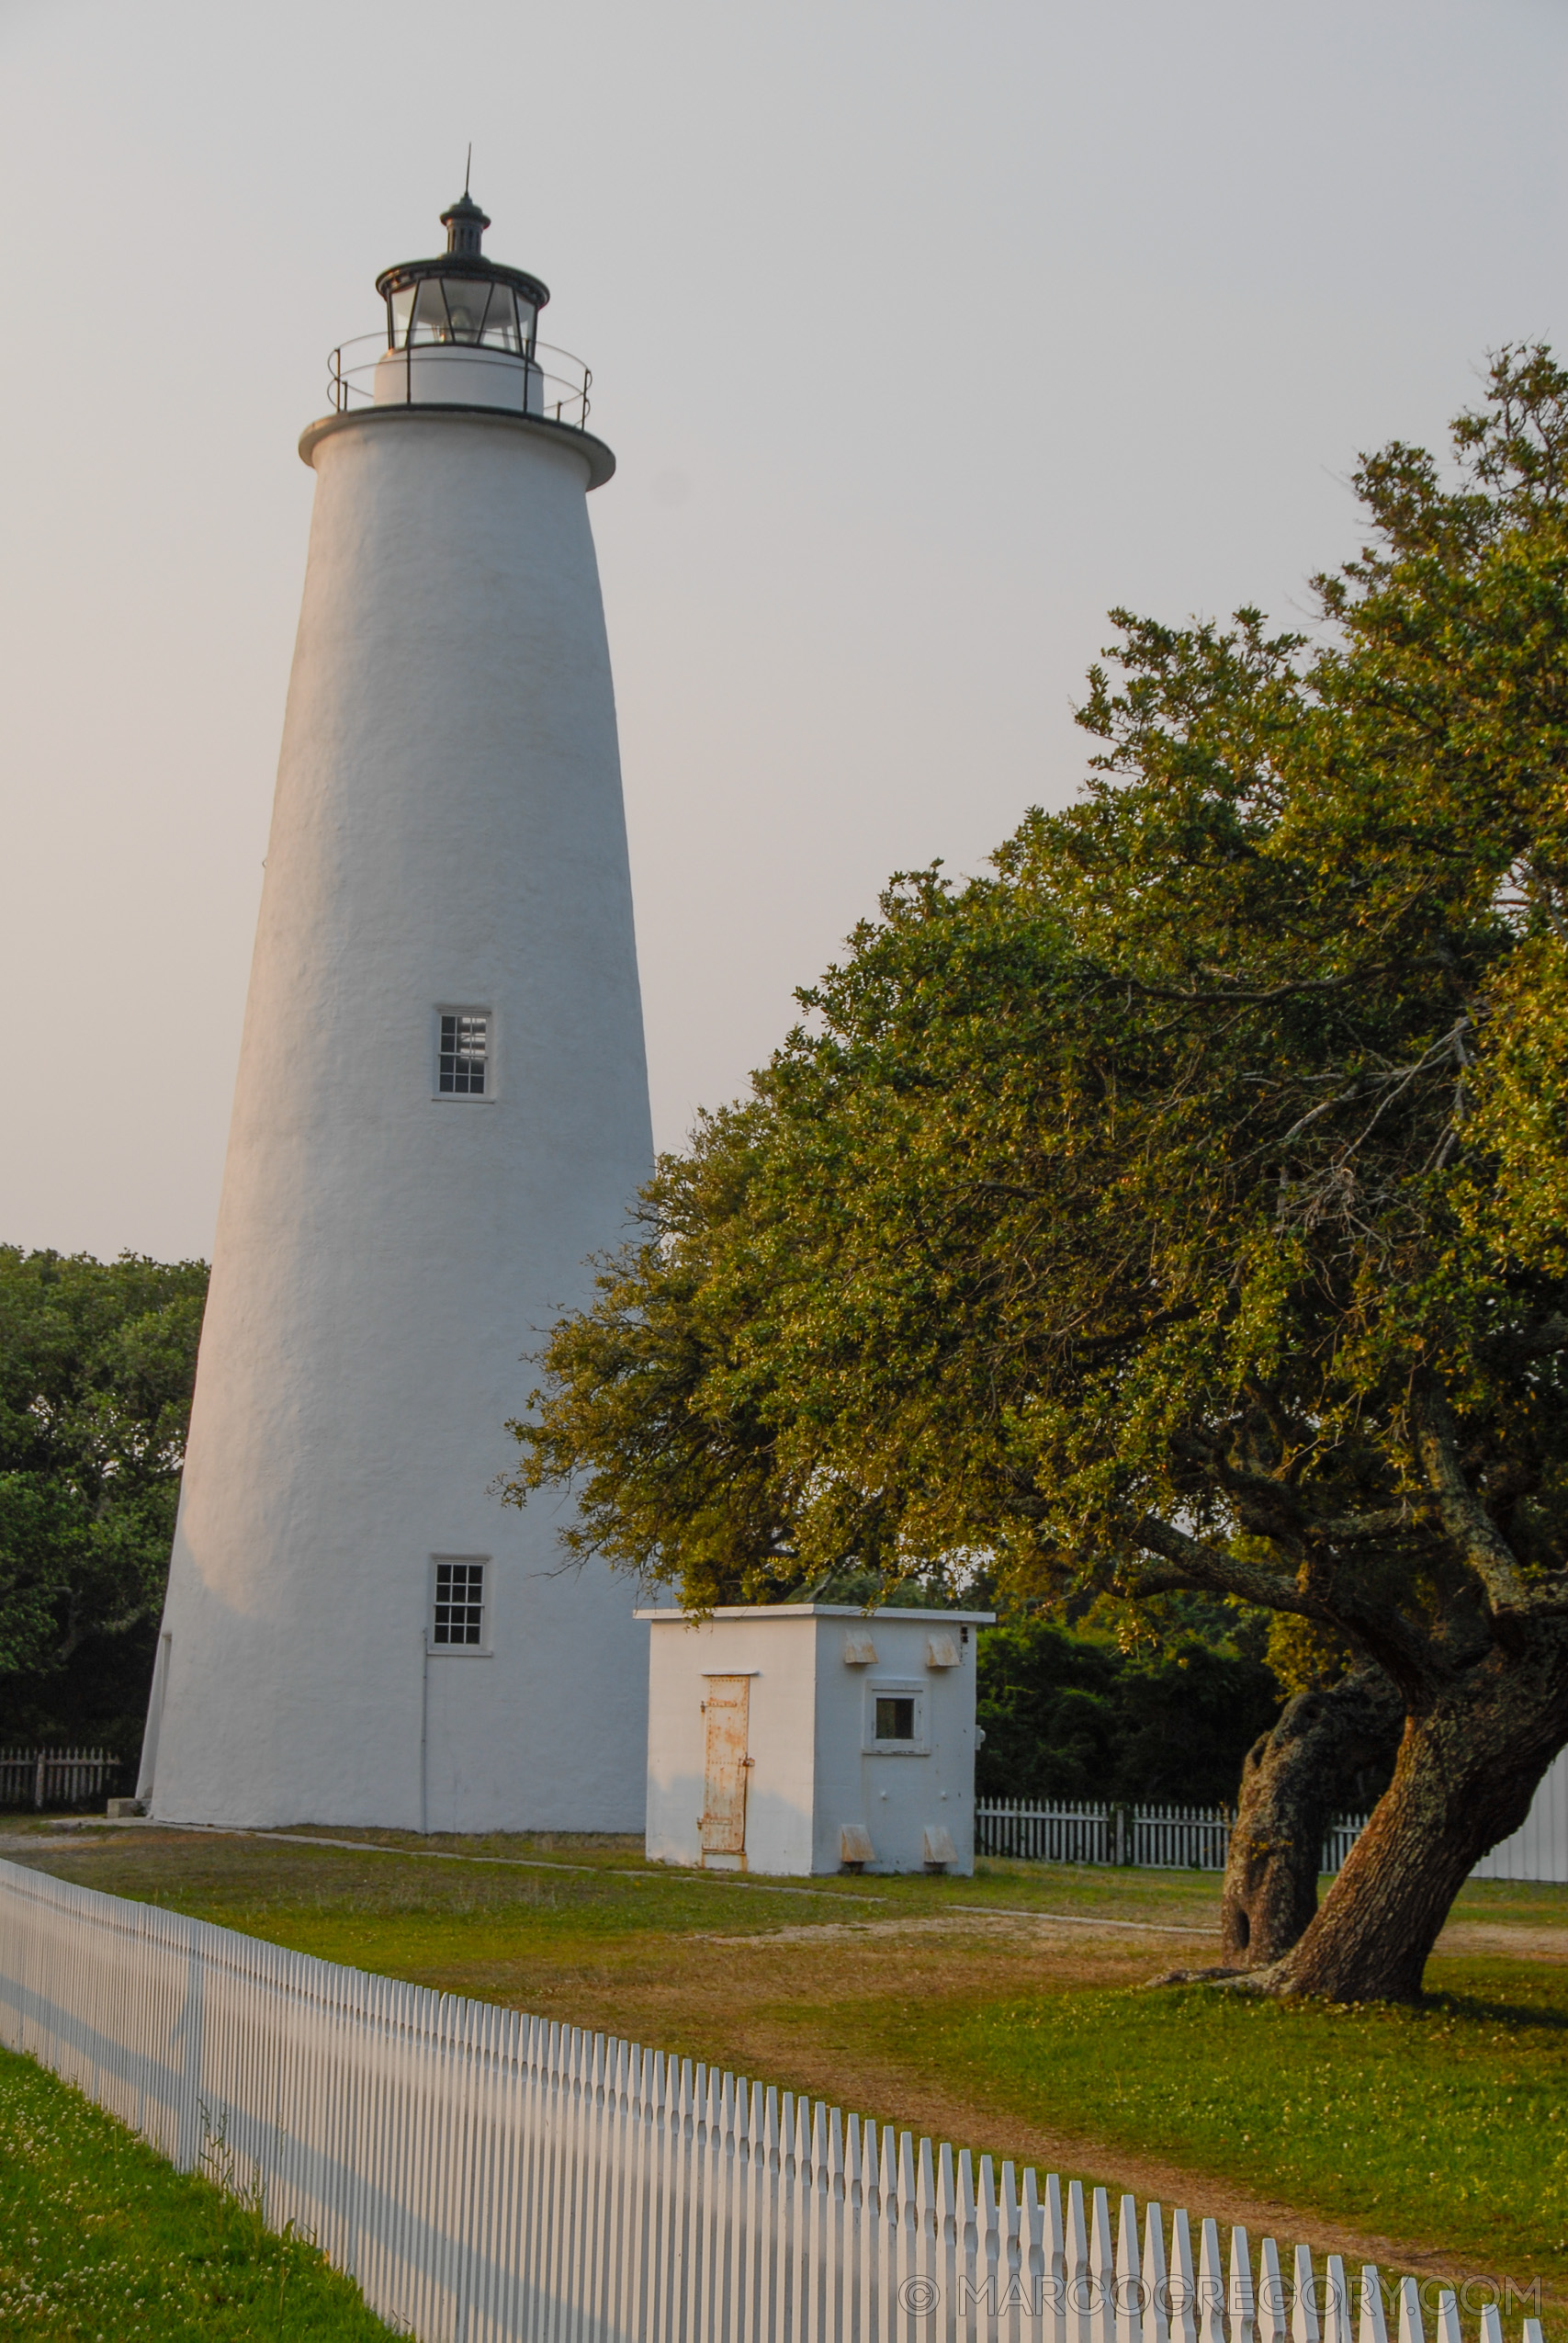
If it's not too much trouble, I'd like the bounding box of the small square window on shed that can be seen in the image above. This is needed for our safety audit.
[438,1012,489,1095]
[866,1677,928,1754]
[431,1558,486,1646]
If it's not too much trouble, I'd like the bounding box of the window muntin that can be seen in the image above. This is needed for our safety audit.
[442,277,493,342]
[438,1012,489,1096]
[431,1558,486,1647]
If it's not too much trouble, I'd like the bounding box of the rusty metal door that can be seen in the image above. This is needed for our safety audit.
[700,1675,750,1858]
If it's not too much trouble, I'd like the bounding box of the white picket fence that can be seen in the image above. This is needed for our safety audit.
[975,1795,1564,1883]
[0,1857,1542,2343]
[976,1802,1370,1875]
[0,1745,120,1812]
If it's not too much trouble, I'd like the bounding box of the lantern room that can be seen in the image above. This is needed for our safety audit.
[352,187,581,422]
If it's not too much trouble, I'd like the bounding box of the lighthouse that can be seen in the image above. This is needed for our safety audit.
[138,191,653,1832]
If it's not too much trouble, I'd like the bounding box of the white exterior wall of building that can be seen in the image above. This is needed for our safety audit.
[643,1606,992,1876]
[142,401,652,1831]
[1472,1744,1568,1884]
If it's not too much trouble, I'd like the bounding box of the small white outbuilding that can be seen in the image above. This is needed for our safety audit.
[641,1603,994,1876]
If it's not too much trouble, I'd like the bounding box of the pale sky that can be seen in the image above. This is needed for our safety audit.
[3,0,1566,1262]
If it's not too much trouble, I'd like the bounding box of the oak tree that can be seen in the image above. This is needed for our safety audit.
[505,352,1568,2000]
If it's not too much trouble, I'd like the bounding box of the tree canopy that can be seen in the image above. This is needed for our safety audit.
[504,350,1568,1998]
[0,1247,208,1755]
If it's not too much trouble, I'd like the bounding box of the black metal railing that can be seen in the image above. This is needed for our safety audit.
[326,333,592,429]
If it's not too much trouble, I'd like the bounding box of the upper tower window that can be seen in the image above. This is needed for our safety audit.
[438,1013,489,1096]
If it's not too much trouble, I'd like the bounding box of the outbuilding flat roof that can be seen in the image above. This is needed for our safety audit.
[636,1602,996,1624]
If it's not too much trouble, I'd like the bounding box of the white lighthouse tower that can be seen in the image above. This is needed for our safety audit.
[138,190,652,1832]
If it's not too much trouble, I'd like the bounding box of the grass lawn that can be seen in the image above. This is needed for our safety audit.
[0,2040,399,2340]
[5,1823,1563,2334]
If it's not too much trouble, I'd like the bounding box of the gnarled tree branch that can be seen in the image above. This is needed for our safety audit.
[1126,1512,1448,1692]
[1127,1515,1327,1615]
[1412,1377,1536,1613]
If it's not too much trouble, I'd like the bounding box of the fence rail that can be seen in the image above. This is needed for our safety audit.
[976,1799,1371,1874]
[0,1856,1540,2343]
[0,1747,119,1812]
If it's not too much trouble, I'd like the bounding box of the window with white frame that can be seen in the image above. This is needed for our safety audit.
[437,1012,489,1096]
[865,1680,928,1752]
[430,1557,487,1647]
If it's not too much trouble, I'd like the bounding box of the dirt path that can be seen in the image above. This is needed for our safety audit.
[697,1910,1211,1949]
[1433,1919,1568,1964]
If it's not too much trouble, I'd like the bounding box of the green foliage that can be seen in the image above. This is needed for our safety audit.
[0,1247,207,1758]
[0,2043,398,2337]
[1264,1611,1357,1698]
[976,1619,1282,1805]
[502,348,1568,1747]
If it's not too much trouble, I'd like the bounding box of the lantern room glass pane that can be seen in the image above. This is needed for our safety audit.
[479,290,523,352]
[411,277,449,344]
[442,277,493,343]
[389,284,416,347]
[514,298,536,354]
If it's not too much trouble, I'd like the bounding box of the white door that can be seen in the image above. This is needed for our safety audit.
[700,1677,750,1859]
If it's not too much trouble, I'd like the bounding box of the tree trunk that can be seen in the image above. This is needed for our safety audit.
[1251,1628,1568,2002]
[1220,1665,1403,1967]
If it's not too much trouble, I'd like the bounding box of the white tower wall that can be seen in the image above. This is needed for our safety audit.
[142,398,652,1830]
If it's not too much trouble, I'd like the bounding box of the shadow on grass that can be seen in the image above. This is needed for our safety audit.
[1416,1985,1568,2030]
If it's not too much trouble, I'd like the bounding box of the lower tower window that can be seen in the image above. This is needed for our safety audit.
[431,1558,487,1647]
[437,1012,489,1095]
